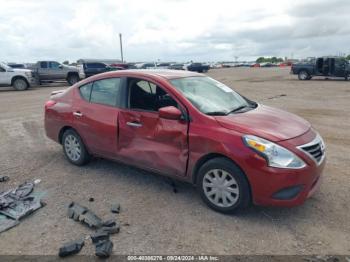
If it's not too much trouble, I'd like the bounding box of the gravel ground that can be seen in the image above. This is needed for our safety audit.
[0,67,349,255]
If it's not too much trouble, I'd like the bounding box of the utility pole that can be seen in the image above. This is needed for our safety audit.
[119,33,124,62]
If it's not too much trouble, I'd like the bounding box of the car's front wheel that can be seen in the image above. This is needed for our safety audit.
[62,129,90,166]
[298,70,310,80]
[67,74,79,85]
[13,77,29,91]
[197,158,251,213]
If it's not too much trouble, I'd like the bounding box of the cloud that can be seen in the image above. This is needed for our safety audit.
[0,0,349,62]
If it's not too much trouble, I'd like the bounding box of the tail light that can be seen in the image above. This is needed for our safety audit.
[45,100,57,109]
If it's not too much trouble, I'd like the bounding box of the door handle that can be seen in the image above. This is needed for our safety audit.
[126,121,142,127]
[73,111,83,117]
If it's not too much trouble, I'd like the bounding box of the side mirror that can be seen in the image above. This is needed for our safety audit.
[159,106,182,120]
[58,65,63,69]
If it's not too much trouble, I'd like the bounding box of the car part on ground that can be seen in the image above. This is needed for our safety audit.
[95,239,113,258]
[58,239,85,257]
[67,202,103,228]
[0,181,45,233]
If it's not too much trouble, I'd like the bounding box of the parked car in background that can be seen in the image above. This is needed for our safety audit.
[0,62,36,90]
[7,63,26,69]
[31,61,85,85]
[169,63,184,70]
[291,56,350,80]
[44,70,325,213]
[183,62,210,73]
[77,62,120,78]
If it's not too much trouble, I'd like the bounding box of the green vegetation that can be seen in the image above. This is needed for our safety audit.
[256,57,284,63]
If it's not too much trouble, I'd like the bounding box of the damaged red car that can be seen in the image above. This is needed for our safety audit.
[45,70,326,213]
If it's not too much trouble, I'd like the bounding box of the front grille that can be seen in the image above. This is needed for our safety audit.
[298,135,325,164]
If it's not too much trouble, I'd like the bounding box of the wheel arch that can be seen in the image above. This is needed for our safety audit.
[11,75,29,86]
[58,126,74,144]
[192,153,248,185]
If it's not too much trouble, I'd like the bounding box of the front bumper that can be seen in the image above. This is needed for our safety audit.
[243,129,326,207]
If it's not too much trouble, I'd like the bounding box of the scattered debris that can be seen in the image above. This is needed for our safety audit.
[101,219,120,234]
[64,202,120,258]
[67,202,103,228]
[0,176,9,183]
[33,179,41,185]
[110,203,120,214]
[95,239,113,258]
[91,230,109,243]
[266,94,287,100]
[0,181,44,234]
[58,238,85,257]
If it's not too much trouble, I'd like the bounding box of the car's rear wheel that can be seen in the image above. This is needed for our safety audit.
[62,129,90,166]
[197,158,250,213]
[298,70,310,80]
[13,78,29,91]
[67,74,79,85]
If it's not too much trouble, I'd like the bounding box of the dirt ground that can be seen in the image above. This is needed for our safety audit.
[0,67,349,256]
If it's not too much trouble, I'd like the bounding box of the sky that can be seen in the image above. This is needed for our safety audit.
[1,0,350,63]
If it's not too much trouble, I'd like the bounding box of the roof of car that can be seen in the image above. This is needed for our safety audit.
[116,69,203,79]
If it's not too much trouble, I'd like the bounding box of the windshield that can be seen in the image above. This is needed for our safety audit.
[170,76,252,115]
[0,62,11,71]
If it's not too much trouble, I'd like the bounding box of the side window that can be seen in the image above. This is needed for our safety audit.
[40,62,48,68]
[128,78,177,111]
[79,83,93,101]
[90,78,121,106]
[50,62,60,69]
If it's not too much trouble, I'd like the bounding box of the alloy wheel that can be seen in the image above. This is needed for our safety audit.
[64,134,81,161]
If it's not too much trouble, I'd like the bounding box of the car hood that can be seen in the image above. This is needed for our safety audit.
[215,104,311,142]
[13,68,32,73]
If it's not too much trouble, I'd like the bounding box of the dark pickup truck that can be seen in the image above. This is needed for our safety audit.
[291,57,350,80]
[184,62,210,73]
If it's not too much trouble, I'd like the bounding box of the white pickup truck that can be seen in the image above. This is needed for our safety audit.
[0,62,36,90]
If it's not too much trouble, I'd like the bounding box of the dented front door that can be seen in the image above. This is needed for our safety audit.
[118,109,188,177]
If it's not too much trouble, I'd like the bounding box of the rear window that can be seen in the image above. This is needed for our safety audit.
[90,78,121,106]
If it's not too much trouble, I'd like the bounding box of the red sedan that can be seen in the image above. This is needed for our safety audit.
[45,70,326,213]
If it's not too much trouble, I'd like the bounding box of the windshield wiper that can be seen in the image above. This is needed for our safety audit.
[205,111,228,116]
[226,105,248,114]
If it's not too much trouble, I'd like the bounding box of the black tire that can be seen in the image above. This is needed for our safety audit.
[298,70,310,80]
[67,74,79,85]
[12,77,29,91]
[345,73,350,81]
[197,157,251,214]
[62,129,90,166]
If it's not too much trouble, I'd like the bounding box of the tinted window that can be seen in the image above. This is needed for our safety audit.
[86,63,106,69]
[79,83,93,101]
[90,78,121,106]
[40,62,48,68]
[129,78,177,111]
[49,62,60,69]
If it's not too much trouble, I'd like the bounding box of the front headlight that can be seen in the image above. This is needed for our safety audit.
[243,135,306,169]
